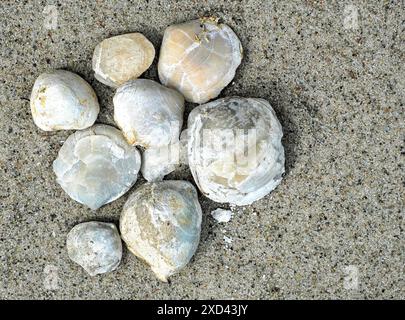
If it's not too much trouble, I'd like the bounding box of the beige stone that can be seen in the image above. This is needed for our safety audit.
[158,18,243,103]
[92,33,155,87]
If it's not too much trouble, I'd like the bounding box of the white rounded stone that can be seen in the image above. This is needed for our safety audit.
[187,97,285,205]
[113,79,184,148]
[120,180,202,282]
[141,143,180,182]
[211,208,233,223]
[67,221,122,276]
[30,69,99,131]
[140,129,189,182]
[53,124,141,210]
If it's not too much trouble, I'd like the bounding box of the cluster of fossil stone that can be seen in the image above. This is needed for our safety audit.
[30,18,284,281]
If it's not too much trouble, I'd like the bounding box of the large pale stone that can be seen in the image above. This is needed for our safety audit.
[187,97,285,205]
[53,124,141,210]
[120,181,202,282]
[92,33,155,88]
[158,18,243,103]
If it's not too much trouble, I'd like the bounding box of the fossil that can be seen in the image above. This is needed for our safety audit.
[120,180,202,282]
[92,33,155,87]
[140,129,189,182]
[113,79,184,148]
[67,221,122,276]
[187,97,285,205]
[158,17,243,103]
[53,124,141,210]
[30,69,99,131]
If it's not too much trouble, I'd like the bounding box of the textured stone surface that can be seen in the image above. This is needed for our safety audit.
[187,97,285,205]
[92,33,155,87]
[114,79,184,148]
[141,143,180,182]
[66,221,122,276]
[31,69,99,131]
[0,1,403,299]
[53,124,141,210]
[158,18,243,103]
[120,181,202,282]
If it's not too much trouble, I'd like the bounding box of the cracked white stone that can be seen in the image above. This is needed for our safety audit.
[141,143,180,182]
[67,222,122,276]
[187,97,285,205]
[120,180,202,282]
[53,124,141,210]
[141,129,189,182]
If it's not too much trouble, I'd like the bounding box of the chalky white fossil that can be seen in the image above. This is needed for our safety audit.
[113,79,184,148]
[187,97,285,205]
[30,69,99,131]
[92,33,155,87]
[120,180,202,282]
[158,17,243,103]
[67,221,122,276]
[53,124,141,210]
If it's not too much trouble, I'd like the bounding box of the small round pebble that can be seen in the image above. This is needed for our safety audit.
[66,222,122,276]
[211,208,233,223]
